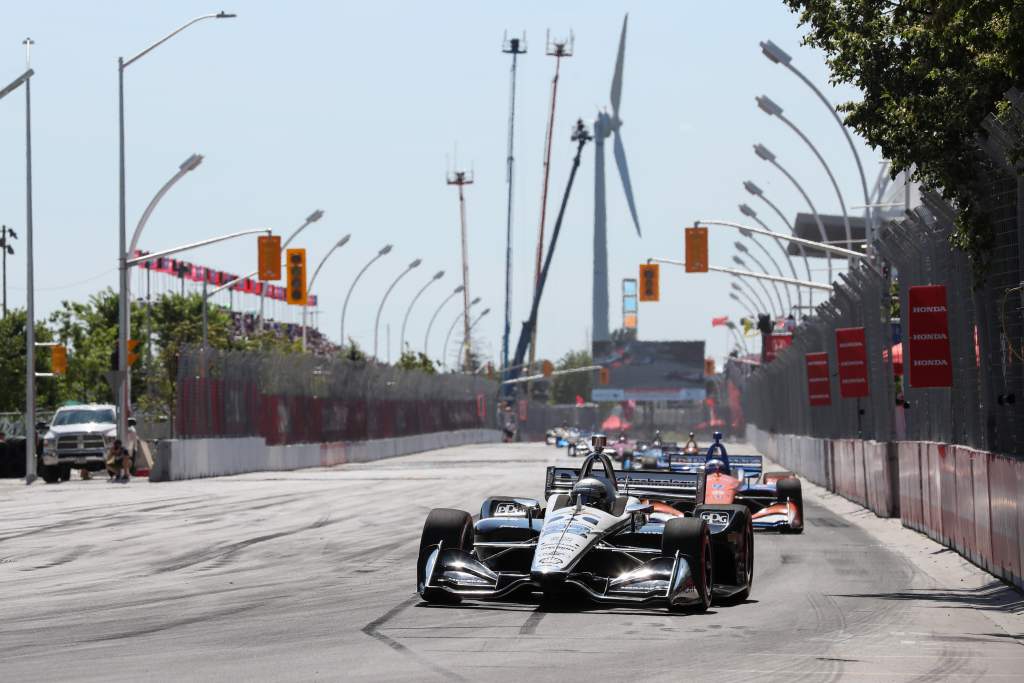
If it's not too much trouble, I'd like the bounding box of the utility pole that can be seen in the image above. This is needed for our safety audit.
[447,169,474,371]
[501,31,526,386]
[0,225,16,318]
[528,31,573,387]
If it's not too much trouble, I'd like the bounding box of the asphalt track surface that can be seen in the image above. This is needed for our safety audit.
[2,442,1023,682]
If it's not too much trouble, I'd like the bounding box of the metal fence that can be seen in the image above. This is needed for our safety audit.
[743,95,1024,457]
[176,348,499,445]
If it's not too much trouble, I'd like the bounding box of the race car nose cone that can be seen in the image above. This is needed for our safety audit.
[531,569,569,587]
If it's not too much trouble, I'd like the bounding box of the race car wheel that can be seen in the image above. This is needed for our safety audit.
[417,508,474,604]
[776,478,804,534]
[663,517,712,613]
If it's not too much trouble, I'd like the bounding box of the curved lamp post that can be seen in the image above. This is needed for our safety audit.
[341,244,391,348]
[732,264,774,317]
[734,249,785,316]
[400,269,444,356]
[454,307,491,372]
[424,285,464,358]
[729,288,758,317]
[731,278,770,319]
[756,95,852,249]
[442,297,481,371]
[760,39,871,241]
[739,203,807,311]
[374,258,421,360]
[753,143,833,284]
[743,180,814,285]
[302,234,351,351]
[117,11,236,443]
[735,240,790,314]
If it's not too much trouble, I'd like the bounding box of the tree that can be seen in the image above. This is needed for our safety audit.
[784,0,1024,271]
[0,309,60,412]
[395,350,438,374]
[551,349,593,405]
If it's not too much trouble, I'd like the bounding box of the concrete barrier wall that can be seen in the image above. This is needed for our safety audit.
[151,429,502,481]
[750,425,1024,591]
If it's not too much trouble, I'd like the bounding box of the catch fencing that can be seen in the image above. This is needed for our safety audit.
[743,93,1024,457]
[176,348,498,445]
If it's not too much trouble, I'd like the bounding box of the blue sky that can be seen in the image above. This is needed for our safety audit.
[0,1,877,366]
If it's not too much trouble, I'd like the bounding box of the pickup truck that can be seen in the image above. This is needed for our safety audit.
[39,404,119,483]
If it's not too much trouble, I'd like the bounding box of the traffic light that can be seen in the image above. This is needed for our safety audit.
[541,360,554,378]
[638,264,660,301]
[685,226,708,272]
[127,339,140,367]
[599,367,610,385]
[286,248,307,305]
[51,344,67,375]
[258,235,282,281]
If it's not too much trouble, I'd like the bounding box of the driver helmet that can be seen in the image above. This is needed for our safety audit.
[571,477,612,512]
[705,458,728,475]
[684,432,700,455]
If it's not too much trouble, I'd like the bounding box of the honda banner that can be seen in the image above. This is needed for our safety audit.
[835,327,869,398]
[805,352,831,406]
[764,333,793,362]
[907,285,953,388]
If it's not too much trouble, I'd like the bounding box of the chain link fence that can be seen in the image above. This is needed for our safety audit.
[743,95,1023,456]
[176,348,498,445]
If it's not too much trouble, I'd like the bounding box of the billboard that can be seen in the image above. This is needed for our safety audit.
[592,339,706,402]
[835,327,870,398]
[907,285,953,388]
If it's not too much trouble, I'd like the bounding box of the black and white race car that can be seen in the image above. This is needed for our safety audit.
[416,442,753,612]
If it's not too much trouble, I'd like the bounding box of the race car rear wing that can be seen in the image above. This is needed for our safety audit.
[666,454,764,480]
[545,466,707,505]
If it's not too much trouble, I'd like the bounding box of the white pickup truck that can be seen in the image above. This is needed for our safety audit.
[39,404,121,483]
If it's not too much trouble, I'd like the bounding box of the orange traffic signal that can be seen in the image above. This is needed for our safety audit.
[685,226,708,272]
[51,344,67,375]
[127,339,141,367]
[542,360,554,378]
[286,249,307,305]
[599,367,610,385]
[258,235,282,281]
[639,264,660,302]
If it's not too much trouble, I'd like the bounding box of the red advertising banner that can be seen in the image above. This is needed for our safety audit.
[835,327,870,398]
[907,285,953,388]
[805,352,831,406]
[764,333,793,362]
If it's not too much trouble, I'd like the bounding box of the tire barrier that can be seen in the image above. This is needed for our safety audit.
[150,429,502,481]
[752,425,1024,591]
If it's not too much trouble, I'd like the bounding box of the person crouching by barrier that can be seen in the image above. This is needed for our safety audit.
[105,440,132,483]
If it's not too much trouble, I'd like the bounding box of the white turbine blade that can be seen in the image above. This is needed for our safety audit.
[610,14,628,118]
[613,130,641,237]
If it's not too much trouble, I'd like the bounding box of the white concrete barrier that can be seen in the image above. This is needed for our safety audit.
[151,429,502,481]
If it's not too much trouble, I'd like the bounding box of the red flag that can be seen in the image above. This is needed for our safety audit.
[711,316,730,327]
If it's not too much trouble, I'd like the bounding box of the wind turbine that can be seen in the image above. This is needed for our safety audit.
[592,13,641,344]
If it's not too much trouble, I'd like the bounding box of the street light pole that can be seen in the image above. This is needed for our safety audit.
[735,241,790,314]
[733,255,782,318]
[760,39,872,242]
[442,297,482,371]
[739,203,807,311]
[756,95,852,250]
[460,307,491,370]
[302,234,351,351]
[400,270,444,356]
[732,278,769,316]
[424,285,464,359]
[116,11,236,444]
[753,143,834,284]
[340,244,392,349]
[374,258,421,360]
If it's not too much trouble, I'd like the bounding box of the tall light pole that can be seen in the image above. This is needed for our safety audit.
[302,234,351,351]
[374,258,421,360]
[739,203,806,312]
[400,269,444,356]
[731,276,770,317]
[760,39,872,242]
[729,290,757,317]
[460,307,491,370]
[442,297,481,371]
[756,95,852,249]
[424,285,463,359]
[735,241,790,314]
[753,143,833,284]
[501,32,526,377]
[117,11,235,443]
[743,181,814,284]
[341,244,392,349]
[733,254,783,317]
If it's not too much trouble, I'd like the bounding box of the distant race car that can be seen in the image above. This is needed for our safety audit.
[631,432,804,533]
[417,442,754,612]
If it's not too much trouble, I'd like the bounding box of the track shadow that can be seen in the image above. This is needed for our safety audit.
[831,580,1024,615]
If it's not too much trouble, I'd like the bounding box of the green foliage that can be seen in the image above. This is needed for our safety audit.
[395,350,438,374]
[610,327,637,345]
[0,309,60,412]
[784,0,1024,275]
[551,349,593,405]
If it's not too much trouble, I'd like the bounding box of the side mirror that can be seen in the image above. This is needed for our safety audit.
[35,422,48,432]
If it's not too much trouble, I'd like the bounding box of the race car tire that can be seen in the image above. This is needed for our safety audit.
[696,504,753,604]
[417,508,475,604]
[662,517,712,613]
[776,478,804,534]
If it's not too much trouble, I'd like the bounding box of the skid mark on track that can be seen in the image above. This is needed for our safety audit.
[518,609,546,635]
[362,595,466,681]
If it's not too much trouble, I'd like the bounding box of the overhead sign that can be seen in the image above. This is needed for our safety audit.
[805,352,831,406]
[258,235,282,281]
[835,327,869,398]
[685,226,708,272]
[285,248,307,305]
[638,264,659,301]
[907,285,953,388]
